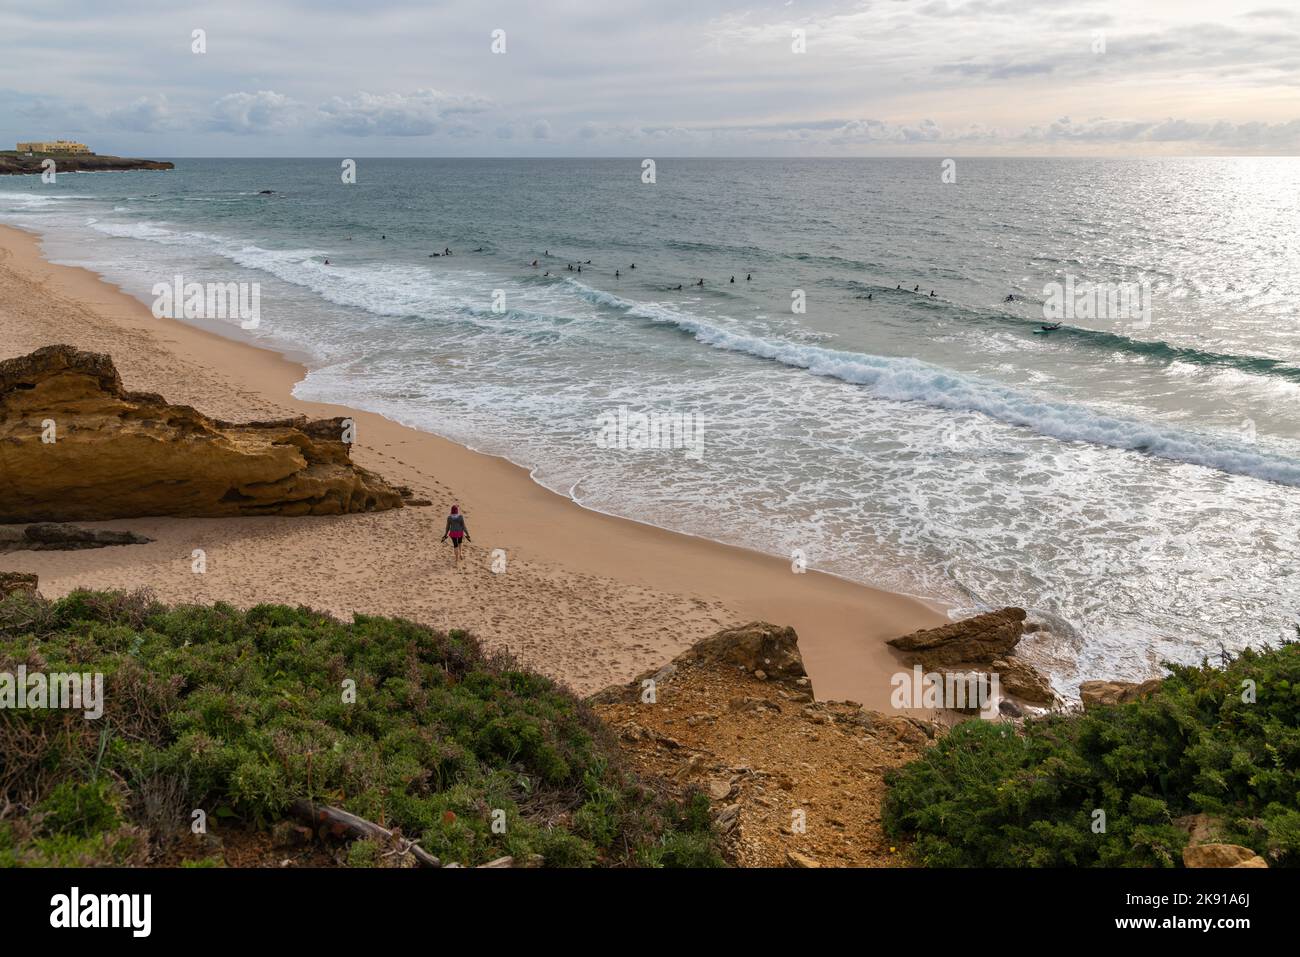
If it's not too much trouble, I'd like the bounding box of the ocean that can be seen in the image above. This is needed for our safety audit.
[3,156,1298,692]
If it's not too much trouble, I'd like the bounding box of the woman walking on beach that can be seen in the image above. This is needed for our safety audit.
[441,504,471,565]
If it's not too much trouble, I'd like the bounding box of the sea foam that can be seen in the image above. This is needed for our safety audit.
[564,279,1300,487]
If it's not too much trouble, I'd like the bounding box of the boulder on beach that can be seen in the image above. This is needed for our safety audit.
[887,607,1027,668]
[886,607,1057,707]
[0,523,152,552]
[0,344,412,521]
[991,656,1055,705]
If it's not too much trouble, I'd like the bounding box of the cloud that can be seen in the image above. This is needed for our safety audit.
[1023,114,1300,148]
[1241,7,1300,20]
[937,60,1059,80]
[315,89,491,136]
[207,90,302,135]
[106,95,177,133]
[2,2,1299,156]
[829,118,946,143]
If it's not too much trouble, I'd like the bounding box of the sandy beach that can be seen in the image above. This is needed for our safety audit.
[0,222,945,706]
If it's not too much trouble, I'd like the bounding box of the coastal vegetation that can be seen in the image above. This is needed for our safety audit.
[883,633,1300,867]
[0,588,721,868]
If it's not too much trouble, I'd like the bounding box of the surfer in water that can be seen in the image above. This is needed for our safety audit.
[1004,294,1015,302]
[1039,321,1063,332]
[441,505,471,565]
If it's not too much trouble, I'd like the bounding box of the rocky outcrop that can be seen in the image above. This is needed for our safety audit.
[591,621,807,706]
[887,607,1058,708]
[888,608,1027,668]
[0,345,414,521]
[0,523,151,552]
[1183,843,1268,869]
[0,572,39,597]
[1079,678,1163,709]
[679,622,807,684]
[591,622,940,867]
[991,657,1055,705]
[0,153,173,175]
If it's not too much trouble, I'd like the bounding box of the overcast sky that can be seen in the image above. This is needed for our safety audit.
[2,0,1298,156]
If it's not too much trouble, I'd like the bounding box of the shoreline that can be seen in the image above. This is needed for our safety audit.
[0,221,948,707]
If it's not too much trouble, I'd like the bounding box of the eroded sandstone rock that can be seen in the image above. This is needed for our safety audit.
[0,523,152,552]
[991,656,1055,705]
[887,607,1058,708]
[0,345,411,521]
[1183,843,1267,869]
[887,607,1027,668]
[685,622,807,684]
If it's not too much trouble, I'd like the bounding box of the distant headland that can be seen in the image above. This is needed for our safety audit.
[1,141,173,175]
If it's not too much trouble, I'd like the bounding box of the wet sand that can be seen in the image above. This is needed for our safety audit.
[0,222,945,704]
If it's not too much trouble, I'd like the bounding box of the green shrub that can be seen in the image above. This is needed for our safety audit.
[37,780,123,838]
[347,838,380,868]
[884,636,1300,867]
[0,589,722,868]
